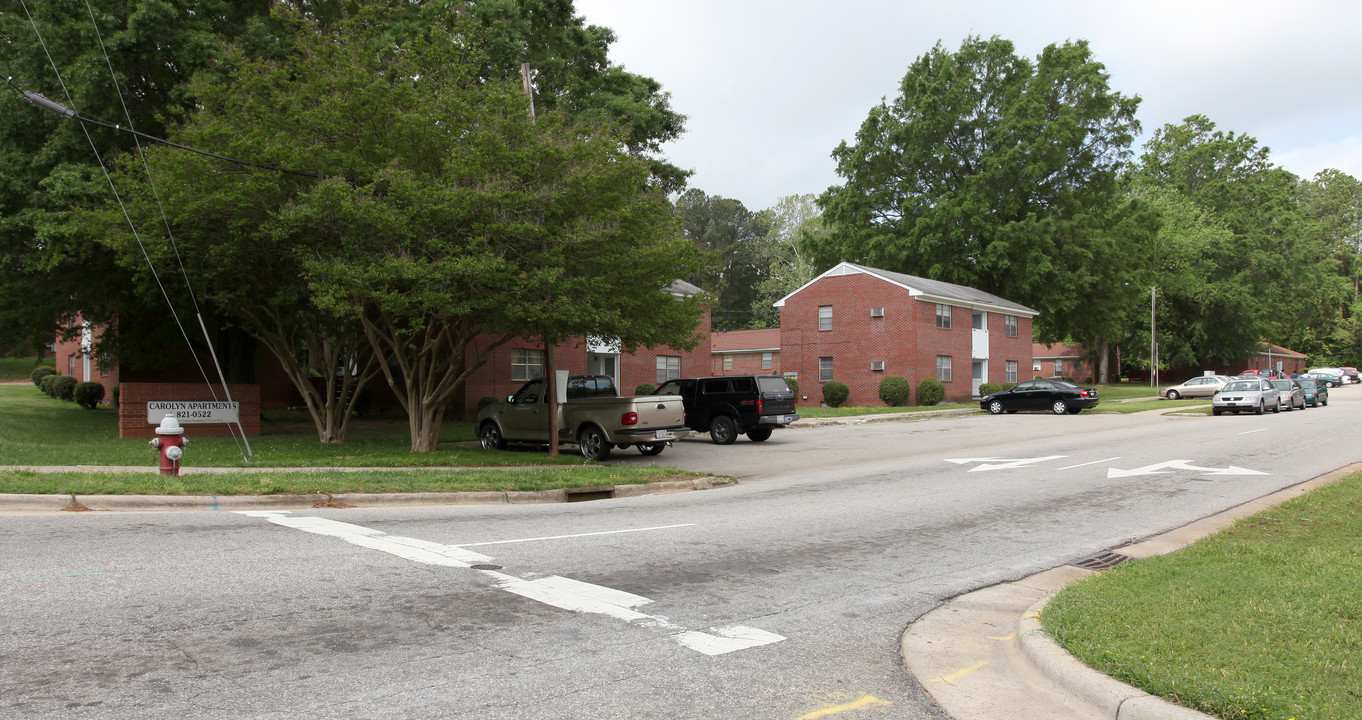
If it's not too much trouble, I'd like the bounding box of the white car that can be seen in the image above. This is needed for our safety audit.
[1162,375,1233,400]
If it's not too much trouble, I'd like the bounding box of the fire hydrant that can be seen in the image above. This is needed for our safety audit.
[148,414,188,477]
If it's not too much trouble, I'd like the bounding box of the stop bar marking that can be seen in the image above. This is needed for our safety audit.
[237,511,784,656]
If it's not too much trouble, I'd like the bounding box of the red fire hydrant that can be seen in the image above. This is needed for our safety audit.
[148,414,188,477]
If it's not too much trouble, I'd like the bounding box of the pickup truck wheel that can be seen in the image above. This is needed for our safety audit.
[746,427,773,442]
[709,415,738,445]
[578,426,612,461]
[478,422,505,451]
[636,442,665,456]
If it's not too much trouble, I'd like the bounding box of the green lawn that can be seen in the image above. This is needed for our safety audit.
[0,355,53,381]
[0,385,701,494]
[1043,472,1362,720]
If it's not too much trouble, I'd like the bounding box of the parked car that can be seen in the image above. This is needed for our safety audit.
[1296,377,1329,407]
[979,378,1099,415]
[1304,369,1345,388]
[655,375,800,444]
[1268,379,1306,411]
[1211,377,1281,416]
[1339,366,1360,384]
[477,374,689,460]
[1161,375,1232,400]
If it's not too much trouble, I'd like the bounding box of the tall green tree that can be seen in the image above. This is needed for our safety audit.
[0,0,270,361]
[1296,169,1362,362]
[748,193,824,327]
[676,188,772,331]
[144,3,703,452]
[1133,115,1344,365]
[818,36,1148,345]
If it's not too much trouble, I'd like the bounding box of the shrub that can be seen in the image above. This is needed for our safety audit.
[821,380,849,407]
[51,374,78,402]
[40,374,59,396]
[74,382,105,409]
[785,377,798,396]
[878,375,912,406]
[634,383,657,396]
[31,366,57,387]
[1082,376,1094,385]
[979,382,1017,396]
[917,377,945,406]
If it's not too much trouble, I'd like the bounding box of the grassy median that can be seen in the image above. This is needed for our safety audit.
[0,385,704,495]
[1043,471,1362,720]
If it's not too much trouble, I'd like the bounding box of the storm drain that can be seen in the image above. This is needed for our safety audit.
[1073,551,1133,571]
[565,486,615,502]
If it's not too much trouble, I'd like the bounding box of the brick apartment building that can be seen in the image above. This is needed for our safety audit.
[775,262,1037,406]
[709,328,781,376]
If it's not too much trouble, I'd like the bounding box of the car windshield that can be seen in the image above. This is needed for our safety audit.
[1269,380,1292,390]
[1223,381,1257,392]
[1049,380,1077,389]
[1297,378,1318,389]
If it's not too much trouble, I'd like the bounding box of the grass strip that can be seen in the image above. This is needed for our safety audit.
[1042,471,1362,720]
[0,356,53,381]
[0,466,702,496]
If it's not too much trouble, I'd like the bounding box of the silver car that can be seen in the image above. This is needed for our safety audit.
[1211,378,1281,416]
[1162,375,1232,400]
[1269,379,1306,411]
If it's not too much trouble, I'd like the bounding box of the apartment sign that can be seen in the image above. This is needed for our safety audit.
[146,401,240,424]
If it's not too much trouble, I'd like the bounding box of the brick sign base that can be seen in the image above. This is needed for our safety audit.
[119,383,261,439]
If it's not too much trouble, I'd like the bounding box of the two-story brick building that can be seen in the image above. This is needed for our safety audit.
[709,328,781,376]
[775,262,1037,406]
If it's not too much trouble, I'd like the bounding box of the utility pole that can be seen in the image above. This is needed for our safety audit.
[521,63,560,457]
[1151,286,1158,389]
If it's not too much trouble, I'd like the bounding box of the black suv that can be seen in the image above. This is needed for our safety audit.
[654,375,800,444]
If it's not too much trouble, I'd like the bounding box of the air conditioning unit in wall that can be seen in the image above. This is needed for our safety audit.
[871,361,885,371]
[870,307,885,318]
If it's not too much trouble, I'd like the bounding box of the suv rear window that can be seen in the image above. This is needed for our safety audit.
[757,377,791,393]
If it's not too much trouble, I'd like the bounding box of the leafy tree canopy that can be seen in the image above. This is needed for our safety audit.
[817,35,1148,343]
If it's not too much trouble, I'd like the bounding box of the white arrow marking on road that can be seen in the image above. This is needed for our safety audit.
[1106,460,1270,479]
[236,511,784,656]
[945,456,1068,472]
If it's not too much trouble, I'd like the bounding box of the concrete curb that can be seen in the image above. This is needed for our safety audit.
[3,476,734,513]
[905,461,1362,720]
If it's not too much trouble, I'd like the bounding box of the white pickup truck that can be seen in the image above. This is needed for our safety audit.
[476,374,689,460]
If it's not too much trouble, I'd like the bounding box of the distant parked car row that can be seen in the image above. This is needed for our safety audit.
[1210,375,1331,416]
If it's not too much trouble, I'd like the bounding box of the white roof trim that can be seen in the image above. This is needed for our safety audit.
[774,261,1040,317]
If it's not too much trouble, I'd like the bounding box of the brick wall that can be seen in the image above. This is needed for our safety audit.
[711,350,780,376]
[53,319,119,407]
[779,273,1034,406]
[118,383,261,438]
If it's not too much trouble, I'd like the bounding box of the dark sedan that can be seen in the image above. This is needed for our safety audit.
[980,379,1099,415]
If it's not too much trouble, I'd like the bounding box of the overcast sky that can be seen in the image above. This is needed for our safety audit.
[573,0,1362,211]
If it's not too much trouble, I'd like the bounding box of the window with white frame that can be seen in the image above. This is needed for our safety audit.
[722,355,733,371]
[1033,360,1042,372]
[818,305,833,331]
[511,348,544,381]
[1053,359,1064,377]
[936,304,951,330]
[936,355,952,382]
[1005,315,1018,337]
[656,355,681,383]
[1006,360,1018,383]
[818,356,833,382]
[761,352,773,370]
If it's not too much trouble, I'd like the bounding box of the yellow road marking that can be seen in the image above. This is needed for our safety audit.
[929,660,990,683]
[987,631,1017,640]
[793,694,891,719]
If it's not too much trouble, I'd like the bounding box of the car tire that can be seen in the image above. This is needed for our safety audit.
[578,425,612,461]
[479,422,506,451]
[709,415,738,445]
[746,427,773,442]
[1255,401,1265,415]
[1212,408,1223,416]
[1273,400,1281,414]
[988,400,1005,415]
[1166,389,1180,400]
[636,442,665,456]
[1051,400,1069,415]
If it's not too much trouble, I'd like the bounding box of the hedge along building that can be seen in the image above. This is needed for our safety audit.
[775,263,1038,406]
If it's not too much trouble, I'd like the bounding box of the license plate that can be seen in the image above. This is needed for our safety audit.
[654,430,668,439]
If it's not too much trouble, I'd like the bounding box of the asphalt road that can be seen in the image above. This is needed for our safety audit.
[3,390,1359,719]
